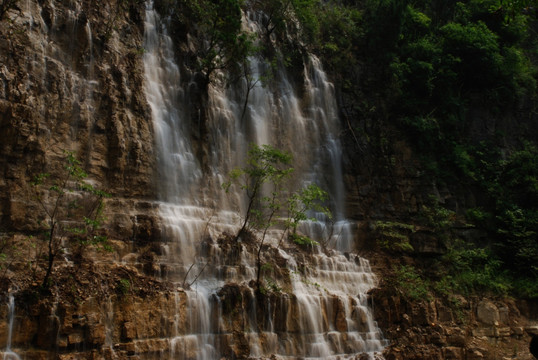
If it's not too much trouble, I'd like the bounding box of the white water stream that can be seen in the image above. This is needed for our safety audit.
[2,295,21,360]
[143,1,386,358]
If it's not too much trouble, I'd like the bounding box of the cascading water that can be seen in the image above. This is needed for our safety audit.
[2,295,21,360]
[143,3,221,358]
[143,1,386,358]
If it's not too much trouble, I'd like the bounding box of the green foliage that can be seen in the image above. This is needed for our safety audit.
[263,276,282,294]
[511,276,538,299]
[374,221,415,253]
[290,0,320,42]
[419,197,456,231]
[31,151,111,289]
[253,0,322,44]
[117,278,131,296]
[462,143,538,285]
[466,207,491,223]
[495,205,538,276]
[289,233,318,247]
[316,4,362,74]
[339,0,537,186]
[438,240,511,296]
[393,265,431,301]
[223,143,294,238]
[224,144,332,290]
[500,0,537,22]
[224,144,294,289]
[405,5,431,33]
[170,0,255,83]
[440,21,503,89]
[363,0,408,63]
[286,184,330,235]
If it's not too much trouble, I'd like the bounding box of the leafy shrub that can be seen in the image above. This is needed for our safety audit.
[374,221,415,253]
[31,152,110,288]
[394,265,431,301]
[440,21,502,86]
[117,278,131,296]
[290,233,318,247]
[419,197,456,231]
[438,240,511,296]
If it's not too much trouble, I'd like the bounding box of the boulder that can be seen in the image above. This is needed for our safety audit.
[476,300,499,325]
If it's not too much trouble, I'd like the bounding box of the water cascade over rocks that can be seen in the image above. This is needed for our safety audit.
[1,295,21,360]
[142,1,386,359]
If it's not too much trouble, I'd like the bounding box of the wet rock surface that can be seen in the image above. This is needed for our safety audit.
[0,0,156,233]
[371,283,538,360]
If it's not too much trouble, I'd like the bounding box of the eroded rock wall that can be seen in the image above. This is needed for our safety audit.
[372,287,538,360]
[0,0,155,235]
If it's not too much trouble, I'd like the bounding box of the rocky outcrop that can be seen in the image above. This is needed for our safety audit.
[0,259,372,360]
[372,287,538,360]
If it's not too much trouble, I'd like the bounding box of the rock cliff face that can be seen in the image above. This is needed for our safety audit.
[0,0,156,235]
[368,256,538,360]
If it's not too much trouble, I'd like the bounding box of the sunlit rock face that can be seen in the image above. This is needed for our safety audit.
[0,0,156,235]
[0,0,386,359]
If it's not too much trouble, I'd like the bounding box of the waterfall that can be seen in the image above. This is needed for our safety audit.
[2,295,21,360]
[142,1,386,358]
[143,3,221,359]
[143,3,201,205]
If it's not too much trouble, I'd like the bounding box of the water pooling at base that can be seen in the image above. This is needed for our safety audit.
[142,1,387,358]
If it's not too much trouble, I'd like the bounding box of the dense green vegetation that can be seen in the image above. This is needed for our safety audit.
[268,0,538,298]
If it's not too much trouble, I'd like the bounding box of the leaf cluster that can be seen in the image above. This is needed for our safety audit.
[374,221,415,253]
[465,143,538,282]
[392,265,431,301]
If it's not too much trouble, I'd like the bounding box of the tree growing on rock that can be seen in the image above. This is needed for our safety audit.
[31,152,110,289]
[223,143,330,291]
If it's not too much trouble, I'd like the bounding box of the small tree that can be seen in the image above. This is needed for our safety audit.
[223,144,294,240]
[223,144,331,290]
[31,152,110,289]
[286,184,330,234]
